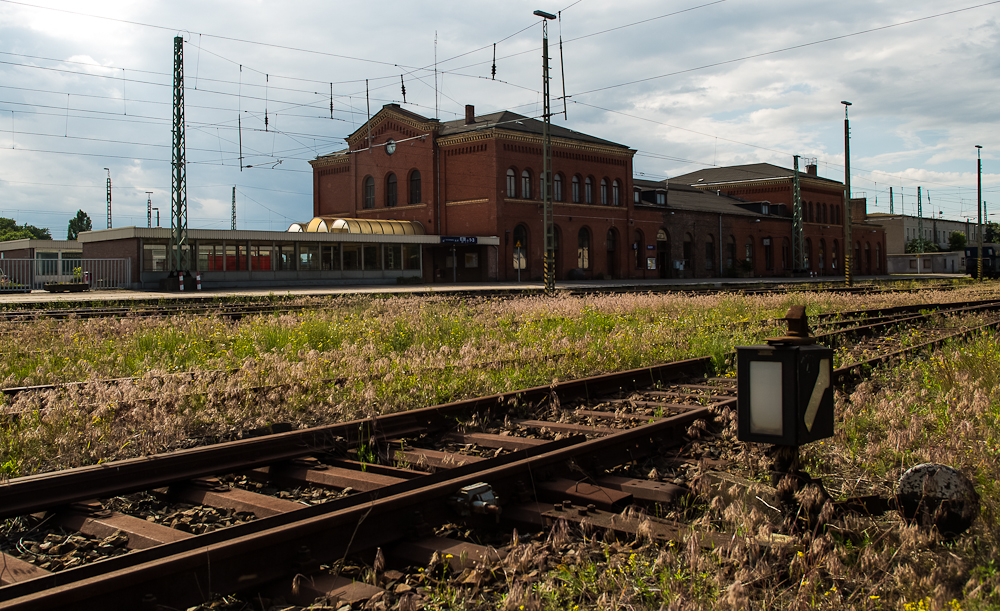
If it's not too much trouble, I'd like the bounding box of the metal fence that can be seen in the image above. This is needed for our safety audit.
[0,258,131,292]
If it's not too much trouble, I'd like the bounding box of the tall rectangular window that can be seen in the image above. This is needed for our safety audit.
[404,245,421,270]
[299,244,319,271]
[143,244,168,271]
[363,245,379,270]
[343,244,361,270]
[384,245,402,270]
[322,244,341,271]
[251,244,272,271]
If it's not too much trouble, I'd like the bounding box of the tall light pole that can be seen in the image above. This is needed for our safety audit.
[103,167,112,229]
[977,145,983,281]
[152,207,159,228]
[841,101,852,286]
[535,9,557,295]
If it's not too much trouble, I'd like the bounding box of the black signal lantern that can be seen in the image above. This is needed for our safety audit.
[737,306,834,447]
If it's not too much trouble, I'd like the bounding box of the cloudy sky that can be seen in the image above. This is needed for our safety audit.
[1,0,998,239]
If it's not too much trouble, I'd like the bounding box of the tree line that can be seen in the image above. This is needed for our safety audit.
[0,211,92,242]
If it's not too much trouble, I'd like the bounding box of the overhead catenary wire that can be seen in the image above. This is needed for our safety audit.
[4,2,997,233]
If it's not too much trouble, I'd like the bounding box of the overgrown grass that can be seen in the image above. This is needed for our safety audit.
[1,286,998,479]
[4,283,1000,609]
[411,326,1000,611]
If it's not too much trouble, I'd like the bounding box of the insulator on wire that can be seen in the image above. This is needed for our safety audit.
[400,75,407,103]
[491,43,496,80]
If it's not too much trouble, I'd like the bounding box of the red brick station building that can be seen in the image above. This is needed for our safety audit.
[4,103,884,290]
[309,103,886,283]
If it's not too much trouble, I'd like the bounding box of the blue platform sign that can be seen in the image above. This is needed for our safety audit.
[441,236,478,245]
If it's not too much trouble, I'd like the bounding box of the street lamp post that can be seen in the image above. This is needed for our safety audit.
[535,9,557,295]
[841,101,852,286]
[152,207,160,228]
[976,145,983,282]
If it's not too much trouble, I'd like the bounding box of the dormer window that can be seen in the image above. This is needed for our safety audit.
[656,192,666,205]
[762,204,769,215]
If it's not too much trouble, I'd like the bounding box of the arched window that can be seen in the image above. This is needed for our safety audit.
[822,203,828,224]
[521,169,532,199]
[612,180,621,206]
[682,232,693,270]
[864,242,872,274]
[819,239,826,271]
[600,179,608,205]
[634,229,644,269]
[572,175,581,203]
[385,173,397,207]
[727,235,736,271]
[409,170,421,204]
[876,243,882,273]
[585,177,593,204]
[704,234,715,270]
[363,176,375,209]
[745,237,754,269]
[513,224,528,272]
[554,173,563,202]
[577,227,591,269]
[832,240,839,270]
[506,168,517,197]
[805,238,812,269]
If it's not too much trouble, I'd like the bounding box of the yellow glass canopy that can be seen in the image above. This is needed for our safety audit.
[292,217,425,235]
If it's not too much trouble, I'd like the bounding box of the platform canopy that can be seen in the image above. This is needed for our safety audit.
[295,217,425,235]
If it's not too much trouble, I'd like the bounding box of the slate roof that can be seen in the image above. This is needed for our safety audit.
[671,163,842,187]
[316,105,630,159]
[439,110,631,149]
[633,179,776,218]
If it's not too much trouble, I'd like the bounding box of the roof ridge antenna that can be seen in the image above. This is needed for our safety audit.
[558,11,567,119]
[434,31,438,119]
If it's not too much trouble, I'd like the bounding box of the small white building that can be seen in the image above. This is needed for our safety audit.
[867,213,980,254]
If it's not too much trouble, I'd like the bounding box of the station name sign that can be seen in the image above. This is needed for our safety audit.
[440,236,478,245]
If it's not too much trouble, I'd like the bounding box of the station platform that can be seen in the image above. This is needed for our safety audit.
[0,274,972,306]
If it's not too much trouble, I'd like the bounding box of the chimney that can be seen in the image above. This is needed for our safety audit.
[465,105,475,125]
[806,163,817,176]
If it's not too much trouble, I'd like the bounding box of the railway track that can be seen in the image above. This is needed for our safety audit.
[3,302,1000,609]
[1,358,721,609]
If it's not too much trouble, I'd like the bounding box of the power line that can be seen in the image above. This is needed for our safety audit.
[572,1,1000,97]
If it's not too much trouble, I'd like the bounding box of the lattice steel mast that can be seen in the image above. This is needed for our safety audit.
[536,9,557,295]
[171,36,190,274]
